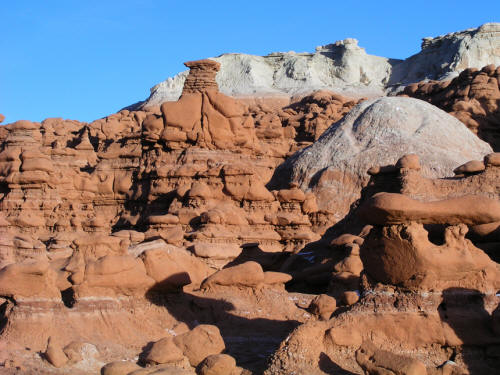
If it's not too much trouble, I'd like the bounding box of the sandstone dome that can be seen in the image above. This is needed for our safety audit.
[270,96,493,216]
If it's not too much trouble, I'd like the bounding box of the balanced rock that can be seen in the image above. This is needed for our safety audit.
[358,192,500,226]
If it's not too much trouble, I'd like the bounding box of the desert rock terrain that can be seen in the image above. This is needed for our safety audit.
[0,24,500,375]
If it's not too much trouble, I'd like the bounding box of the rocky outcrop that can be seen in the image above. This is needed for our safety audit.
[0,59,340,374]
[390,23,500,84]
[402,64,500,151]
[2,24,500,375]
[137,23,500,107]
[263,153,500,374]
[270,96,492,217]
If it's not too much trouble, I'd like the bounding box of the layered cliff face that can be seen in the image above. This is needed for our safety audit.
[1,28,500,375]
[0,60,364,374]
[138,23,500,107]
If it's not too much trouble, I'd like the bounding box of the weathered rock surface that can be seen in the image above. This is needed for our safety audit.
[402,64,500,151]
[270,97,492,217]
[264,153,500,374]
[355,341,427,375]
[2,24,500,375]
[137,24,500,107]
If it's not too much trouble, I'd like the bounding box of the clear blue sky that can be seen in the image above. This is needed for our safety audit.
[1,1,498,123]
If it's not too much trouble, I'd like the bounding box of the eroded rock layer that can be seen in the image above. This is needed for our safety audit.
[265,153,500,375]
[1,55,500,375]
[402,64,500,151]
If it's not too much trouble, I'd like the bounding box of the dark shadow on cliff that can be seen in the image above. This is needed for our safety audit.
[438,288,500,374]
[273,171,392,295]
[144,276,301,373]
[223,244,289,270]
[318,352,357,375]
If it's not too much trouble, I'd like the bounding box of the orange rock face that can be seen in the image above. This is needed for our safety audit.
[402,64,500,151]
[0,59,363,374]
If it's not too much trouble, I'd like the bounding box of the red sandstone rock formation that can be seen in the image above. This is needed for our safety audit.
[402,64,500,151]
[1,59,499,375]
[264,153,500,374]
[0,59,363,374]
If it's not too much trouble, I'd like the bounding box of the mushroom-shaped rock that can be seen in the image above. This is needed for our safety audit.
[182,59,221,94]
[453,160,485,174]
[358,193,500,226]
[44,337,68,368]
[173,325,225,366]
[309,294,337,320]
[200,261,265,289]
[197,354,238,375]
[356,341,427,375]
[145,337,184,365]
[101,361,141,375]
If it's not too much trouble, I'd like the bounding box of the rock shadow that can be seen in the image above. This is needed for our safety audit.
[318,352,357,375]
[438,287,500,374]
[145,277,301,373]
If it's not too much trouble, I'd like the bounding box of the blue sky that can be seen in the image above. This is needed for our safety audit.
[1,1,498,123]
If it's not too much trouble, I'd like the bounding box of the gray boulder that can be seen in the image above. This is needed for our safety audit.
[269,97,493,217]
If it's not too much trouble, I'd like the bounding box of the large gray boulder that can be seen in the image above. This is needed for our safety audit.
[269,97,493,218]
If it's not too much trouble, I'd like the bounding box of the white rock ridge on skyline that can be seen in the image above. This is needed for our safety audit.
[136,23,500,108]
